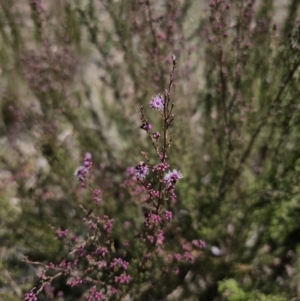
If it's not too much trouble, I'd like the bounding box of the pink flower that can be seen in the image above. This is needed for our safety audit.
[149,95,164,110]
[164,169,183,187]
[140,122,152,131]
[164,210,173,221]
[55,229,68,239]
[135,161,149,179]
[24,291,37,301]
[114,273,131,284]
[192,239,206,249]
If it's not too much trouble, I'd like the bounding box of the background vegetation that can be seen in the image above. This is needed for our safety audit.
[1,0,300,300]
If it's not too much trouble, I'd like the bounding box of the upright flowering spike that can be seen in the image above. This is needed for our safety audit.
[74,152,93,186]
[164,169,183,188]
[92,189,101,204]
[149,95,164,110]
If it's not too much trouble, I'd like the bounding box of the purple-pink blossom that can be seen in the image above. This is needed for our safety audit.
[24,291,37,301]
[164,169,183,188]
[156,229,165,245]
[183,252,195,264]
[135,161,149,179]
[164,210,173,221]
[152,162,170,172]
[140,122,152,131]
[74,166,88,182]
[86,287,104,301]
[107,286,117,296]
[92,247,108,257]
[103,216,113,234]
[149,95,164,110]
[192,239,206,249]
[83,152,92,168]
[148,188,159,199]
[74,153,93,185]
[144,213,162,228]
[109,258,129,270]
[152,132,161,139]
[76,244,86,257]
[67,276,82,287]
[182,243,191,251]
[93,189,101,204]
[147,235,154,244]
[114,273,131,284]
[55,229,68,239]
[174,253,182,262]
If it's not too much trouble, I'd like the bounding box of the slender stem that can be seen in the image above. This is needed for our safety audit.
[156,58,176,213]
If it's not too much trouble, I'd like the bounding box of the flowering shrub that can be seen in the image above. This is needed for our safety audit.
[23,58,205,300]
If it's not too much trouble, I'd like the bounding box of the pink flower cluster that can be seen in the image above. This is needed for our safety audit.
[144,213,162,229]
[74,152,93,186]
[24,291,37,301]
[86,287,105,301]
[92,247,108,257]
[192,239,206,249]
[109,258,129,270]
[152,162,170,172]
[93,189,101,204]
[156,229,165,245]
[145,183,160,200]
[152,132,161,139]
[114,273,131,284]
[164,210,173,221]
[140,122,152,131]
[164,169,183,188]
[67,276,82,287]
[55,229,68,239]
